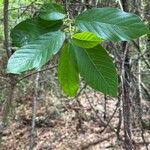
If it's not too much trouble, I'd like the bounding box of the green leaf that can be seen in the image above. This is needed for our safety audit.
[72,44,118,97]
[75,8,150,41]
[72,32,103,48]
[11,17,63,47]
[39,3,66,21]
[7,31,65,74]
[58,43,79,96]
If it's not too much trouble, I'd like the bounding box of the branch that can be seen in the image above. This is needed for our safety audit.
[15,0,38,21]
[100,100,120,133]
[85,93,116,133]
[140,82,150,100]
[116,0,123,11]
[16,65,57,84]
[0,66,57,91]
[132,73,150,99]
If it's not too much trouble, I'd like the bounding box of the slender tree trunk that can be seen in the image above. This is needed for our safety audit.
[121,42,132,150]
[3,0,16,123]
[121,1,132,149]
[0,0,16,148]
[29,73,40,150]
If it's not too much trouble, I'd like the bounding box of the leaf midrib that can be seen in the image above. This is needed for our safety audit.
[83,49,112,92]
[77,20,145,30]
[73,38,100,42]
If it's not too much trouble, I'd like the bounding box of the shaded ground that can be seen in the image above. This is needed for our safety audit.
[0,90,150,150]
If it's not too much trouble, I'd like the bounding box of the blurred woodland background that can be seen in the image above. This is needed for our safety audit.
[0,0,150,149]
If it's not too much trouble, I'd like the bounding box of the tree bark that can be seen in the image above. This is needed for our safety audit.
[121,1,132,149]
[3,0,16,123]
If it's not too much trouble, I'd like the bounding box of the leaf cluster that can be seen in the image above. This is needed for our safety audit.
[7,2,150,97]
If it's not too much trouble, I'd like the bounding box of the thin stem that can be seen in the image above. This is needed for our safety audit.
[0,66,57,91]
[117,0,123,11]
[16,65,57,84]
[29,72,40,150]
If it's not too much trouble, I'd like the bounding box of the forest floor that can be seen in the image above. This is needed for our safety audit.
[0,91,150,150]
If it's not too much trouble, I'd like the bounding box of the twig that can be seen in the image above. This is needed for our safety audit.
[103,94,107,120]
[16,65,57,84]
[15,0,38,22]
[100,100,120,133]
[81,134,115,150]
[116,0,123,11]
[0,66,57,92]
[75,84,86,98]
[75,84,86,107]
[132,40,150,69]
[85,93,116,133]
